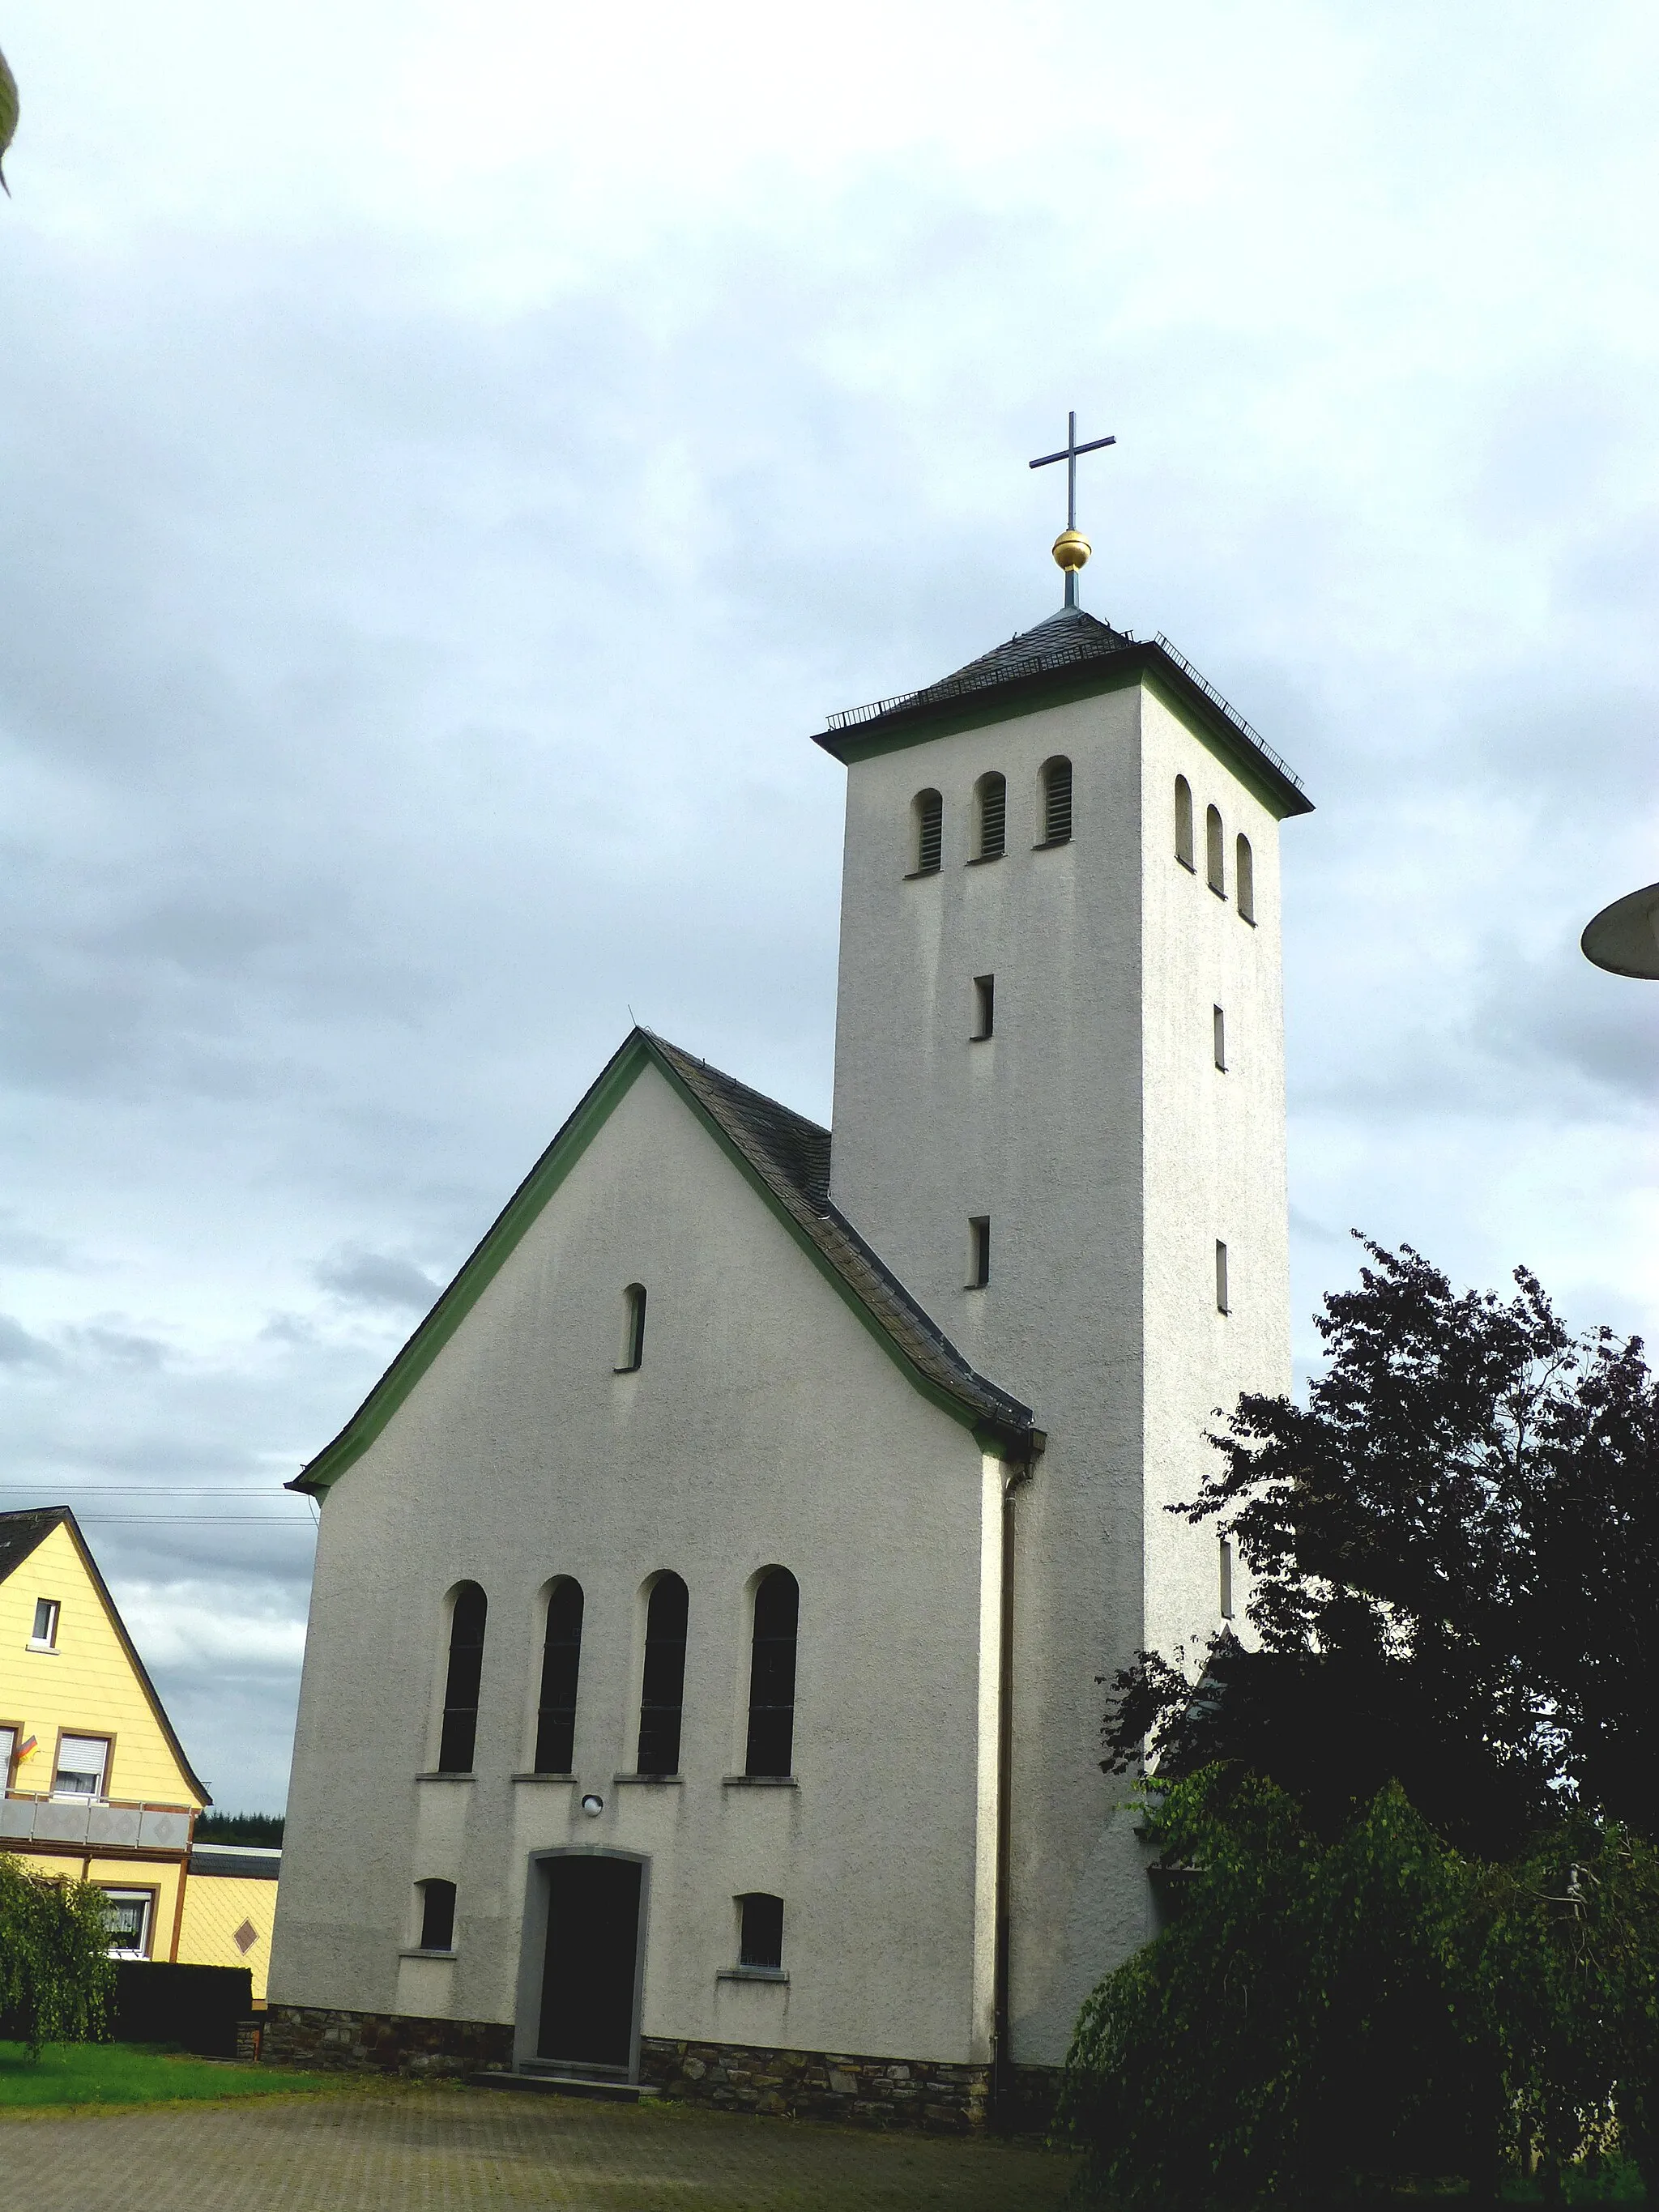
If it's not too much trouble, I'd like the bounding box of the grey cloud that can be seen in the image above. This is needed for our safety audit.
[0,1315,60,1366]
[315,1245,442,1313]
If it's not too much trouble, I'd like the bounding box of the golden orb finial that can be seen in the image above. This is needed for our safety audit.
[1051,528,1091,575]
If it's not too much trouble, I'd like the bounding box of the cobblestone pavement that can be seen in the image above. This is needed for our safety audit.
[0,2080,1076,2211]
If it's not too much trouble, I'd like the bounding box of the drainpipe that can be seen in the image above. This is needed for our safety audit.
[992,1436,1041,2133]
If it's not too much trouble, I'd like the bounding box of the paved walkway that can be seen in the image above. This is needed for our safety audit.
[0,2079,1076,2210]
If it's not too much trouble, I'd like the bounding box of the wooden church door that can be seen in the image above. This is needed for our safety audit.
[537,1854,644,2073]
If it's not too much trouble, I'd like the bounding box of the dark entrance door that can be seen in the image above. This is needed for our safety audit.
[538,1855,643,2072]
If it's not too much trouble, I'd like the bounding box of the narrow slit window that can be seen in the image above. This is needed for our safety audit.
[418,1878,457,1953]
[1040,757,1073,845]
[1175,777,1195,870]
[437,1583,487,1773]
[1213,1005,1226,1071]
[738,1892,784,1971]
[1235,834,1256,924]
[636,1572,689,1776]
[534,1579,584,1774]
[975,774,1007,860]
[972,974,995,1040]
[1215,1240,1230,1315]
[969,1216,991,1289]
[53,1734,109,1799]
[617,1283,646,1372]
[1206,806,1226,897]
[913,789,943,875]
[1220,1538,1235,1620]
[744,1569,799,1779]
[30,1598,59,1650]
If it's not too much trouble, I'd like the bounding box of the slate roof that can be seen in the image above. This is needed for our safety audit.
[0,1505,211,1805]
[649,1035,1036,1449]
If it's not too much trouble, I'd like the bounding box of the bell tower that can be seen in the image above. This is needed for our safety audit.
[812,433,1313,2059]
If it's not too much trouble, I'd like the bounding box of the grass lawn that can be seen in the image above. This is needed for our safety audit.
[0,2039,339,2110]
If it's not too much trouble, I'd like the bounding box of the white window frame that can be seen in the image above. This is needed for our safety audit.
[100,1888,155,1960]
[53,1733,110,1800]
[29,1597,60,1652]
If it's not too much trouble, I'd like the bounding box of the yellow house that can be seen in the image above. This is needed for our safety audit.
[176,1842,281,2002]
[1,1506,207,1964]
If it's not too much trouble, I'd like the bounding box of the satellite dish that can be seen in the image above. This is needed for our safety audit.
[1582,881,1659,979]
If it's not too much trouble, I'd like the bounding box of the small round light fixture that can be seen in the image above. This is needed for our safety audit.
[580,1792,604,1818]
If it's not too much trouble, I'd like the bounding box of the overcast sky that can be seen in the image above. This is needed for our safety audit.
[1,2,1655,1812]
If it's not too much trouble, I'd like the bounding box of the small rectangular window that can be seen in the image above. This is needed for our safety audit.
[738,1892,784,1971]
[100,1889,154,1959]
[1213,1006,1226,1071]
[53,1734,109,1799]
[1220,1538,1235,1619]
[972,975,995,1040]
[1215,1240,1230,1315]
[418,1879,457,1953]
[30,1598,59,1650]
[969,1217,991,1289]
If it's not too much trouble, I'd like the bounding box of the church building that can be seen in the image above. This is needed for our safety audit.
[266,461,1313,2129]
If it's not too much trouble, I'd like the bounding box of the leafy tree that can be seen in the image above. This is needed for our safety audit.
[0,1853,116,2058]
[1102,1240,1659,1855]
[0,39,16,194]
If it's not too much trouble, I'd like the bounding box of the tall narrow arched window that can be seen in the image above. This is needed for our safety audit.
[636,1572,689,1776]
[744,1568,800,1778]
[1205,805,1226,897]
[1175,777,1195,870]
[975,773,1007,860]
[534,1579,584,1774]
[1235,834,1256,924]
[912,789,942,875]
[437,1583,487,1773]
[1040,757,1073,846]
[617,1283,646,1371]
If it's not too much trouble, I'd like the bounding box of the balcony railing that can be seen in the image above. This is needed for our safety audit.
[0,1789,194,1851]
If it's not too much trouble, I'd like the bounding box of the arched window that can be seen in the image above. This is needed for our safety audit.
[1205,805,1226,897]
[1175,777,1195,870]
[636,1572,689,1776]
[437,1583,487,1774]
[912,789,942,875]
[417,1878,456,1953]
[744,1568,799,1778]
[616,1283,646,1371]
[1235,834,1256,924]
[1040,757,1073,845]
[737,1892,785,1971]
[534,1579,584,1775]
[975,773,1006,860]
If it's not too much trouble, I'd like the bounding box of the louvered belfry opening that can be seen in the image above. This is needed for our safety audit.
[914,788,943,873]
[438,1583,488,1773]
[976,774,1007,859]
[535,1579,584,1773]
[1236,833,1256,923]
[636,1572,689,1775]
[1175,775,1196,869]
[1206,804,1226,896]
[744,1568,800,1778]
[1042,757,1073,843]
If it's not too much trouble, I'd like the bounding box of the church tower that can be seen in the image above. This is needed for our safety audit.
[817,429,1313,2060]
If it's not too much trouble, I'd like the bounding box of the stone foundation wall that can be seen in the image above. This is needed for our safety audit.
[262,2004,512,2078]
[638,2038,989,2134]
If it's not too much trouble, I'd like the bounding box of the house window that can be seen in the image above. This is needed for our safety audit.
[1175,777,1195,870]
[1220,1538,1235,1620]
[1236,834,1256,924]
[968,1217,991,1289]
[616,1283,646,1372]
[535,1579,584,1775]
[1040,757,1073,844]
[29,1599,59,1651]
[100,1889,154,1959]
[437,1583,488,1774]
[975,773,1006,860]
[912,789,943,875]
[636,1573,689,1776]
[737,1892,785,1971]
[744,1569,799,1779]
[417,1878,457,1953]
[1215,1240,1230,1315]
[53,1734,109,1799]
[1213,1005,1226,1072]
[972,975,995,1041]
[1206,806,1226,897]
[0,1726,16,1790]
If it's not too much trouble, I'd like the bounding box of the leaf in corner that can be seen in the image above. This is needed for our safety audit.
[0,42,17,195]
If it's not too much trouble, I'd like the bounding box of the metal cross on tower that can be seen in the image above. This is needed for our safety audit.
[1029,411,1116,607]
